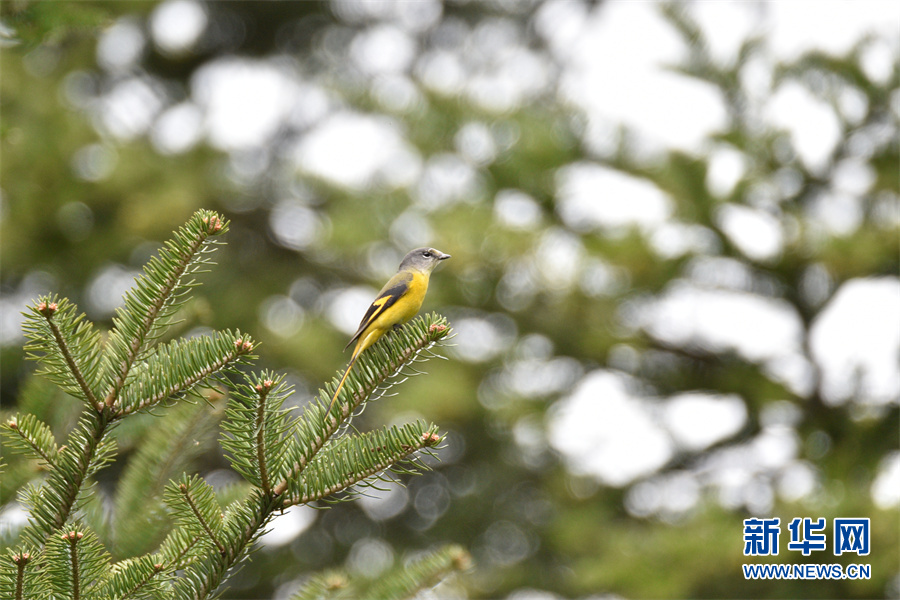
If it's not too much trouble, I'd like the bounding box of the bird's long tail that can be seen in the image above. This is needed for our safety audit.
[325,352,360,421]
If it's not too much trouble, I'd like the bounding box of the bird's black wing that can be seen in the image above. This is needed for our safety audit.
[344,272,412,350]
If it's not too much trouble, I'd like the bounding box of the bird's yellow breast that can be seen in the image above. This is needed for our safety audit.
[380,270,429,327]
[353,269,430,356]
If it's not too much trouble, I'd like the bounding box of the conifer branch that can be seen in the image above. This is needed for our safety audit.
[170,490,277,600]
[281,428,442,507]
[8,209,463,599]
[366,544,471,600]
[44,527,109,600]
[220,372,293,492]
[105,559,165,600]
[113,398,223,558]
[118,334,254,416]
[14,213,242,552]
[65,531,82,600]
[179,484,226,556]
[255,381,273,494]
[13,553,30,600]
[37,302,101,410]
[19,412,113,547]
[22,297,103,409]
[103,211,226,409]
[109,230,206,389]
[273,315,451,497]
[177,328,449,599]
[3,415,58,467]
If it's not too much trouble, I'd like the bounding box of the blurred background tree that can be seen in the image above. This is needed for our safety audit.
[1,0,898,598]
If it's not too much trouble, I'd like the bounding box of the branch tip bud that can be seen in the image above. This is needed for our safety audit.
[37,301,58,317]
[324,573,348,590]
[451,548,472,570]
[234,338,254,353]
[421,432,441,446]
[201,214,223,235]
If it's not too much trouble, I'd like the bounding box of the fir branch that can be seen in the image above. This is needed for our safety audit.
[153,486,250,575]
[287,571,350,600]
[170,489,277,600]
[156,528,205,572]
[220,372,294,493]
[164,476,226,556]
[16,411,115,549]
[102,556,168,600]
[1,548,47,600]
[113,398,223,558]
[323,314,451,427]
[281,424,442,507]
[12,552,31,600]
[22,297,103,409]
[9,206,459,600]
[102,210,228,408]
[0,548,40,600]
[255,381,273,494]
[367,544,471,600]
[273,314,451,496]
[3,414,58,467]
[117,331,255,416]
[44,527,111,600]
[67,532,81,600]
[13,214,248,555]
[40,302,101,409]
[183,490,225,556]
[154,317,453,599]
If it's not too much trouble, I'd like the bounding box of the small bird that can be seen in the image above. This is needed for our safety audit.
[326,247,451,420]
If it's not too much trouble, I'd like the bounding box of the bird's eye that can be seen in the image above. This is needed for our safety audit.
[423,251,431,257]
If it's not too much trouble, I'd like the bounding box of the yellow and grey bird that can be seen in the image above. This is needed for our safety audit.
[325,247,451,420]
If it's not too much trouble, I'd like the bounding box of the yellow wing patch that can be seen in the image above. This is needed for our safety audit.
[367,295,392,324]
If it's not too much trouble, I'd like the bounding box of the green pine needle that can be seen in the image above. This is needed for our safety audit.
[101,210,229,408]
[281,421,443,506]
[2,413,59,467]
[163,475,226,556]
[367,544,472,600]
[101,555,170,600]
[117,329,255,416]
[43,526,111,600]
[113,399,223,559]
[22,296,103,409]
[220,371,295,493]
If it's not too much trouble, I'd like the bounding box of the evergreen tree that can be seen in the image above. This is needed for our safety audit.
[1,210,468,599]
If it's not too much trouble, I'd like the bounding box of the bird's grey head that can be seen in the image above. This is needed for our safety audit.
[399,247,451,272]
